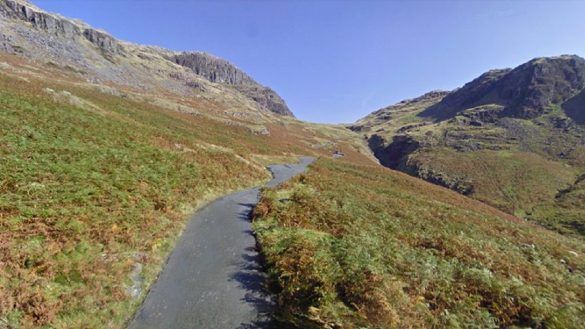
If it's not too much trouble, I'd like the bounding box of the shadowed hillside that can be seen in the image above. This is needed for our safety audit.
[420,56,585,121]
[353,55,585,238]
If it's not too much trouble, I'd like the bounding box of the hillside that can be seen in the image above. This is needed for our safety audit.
[352,56,585,238]
[1,1,584,328]
[254,158,585,328]
[0,1,375,327]
[0,51,375,328]
[0,0,292,117]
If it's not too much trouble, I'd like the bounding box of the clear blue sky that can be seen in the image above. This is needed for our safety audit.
[34,0,585,123]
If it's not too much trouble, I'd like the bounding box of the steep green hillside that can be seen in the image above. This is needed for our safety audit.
[0,72,268,328]
[531,173,585,237]
[352,56,585,237]
[254,158,585,328]
[0,63,373,328]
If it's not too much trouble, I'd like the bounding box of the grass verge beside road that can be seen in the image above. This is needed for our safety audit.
[254,158,585,328]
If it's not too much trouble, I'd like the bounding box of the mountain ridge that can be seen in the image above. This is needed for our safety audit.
[171,51,294,116]
[353,54,585,237]
[0,0,294,117]
[419,55,585,121]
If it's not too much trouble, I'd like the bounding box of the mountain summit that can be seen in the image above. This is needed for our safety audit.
[354,55,585,237]
[420,55,585,121]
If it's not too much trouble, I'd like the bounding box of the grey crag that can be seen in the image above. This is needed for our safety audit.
[172,52,293,116]
[0,0,293,117]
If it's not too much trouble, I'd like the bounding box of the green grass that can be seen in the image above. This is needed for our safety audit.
[407,148,585,239]
[0,74,270,328]
[0,59,376,327]
[254,158,585,328]
[409,148,578,215]
[530,174,585,238]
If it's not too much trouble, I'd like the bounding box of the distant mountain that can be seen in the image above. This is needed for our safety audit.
[420,55,585,121]
[0,0,293,117]
[353,55,585,237]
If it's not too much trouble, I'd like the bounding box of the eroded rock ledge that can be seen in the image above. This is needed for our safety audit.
[2,0,123,55]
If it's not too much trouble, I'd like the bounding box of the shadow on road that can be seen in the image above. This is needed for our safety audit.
[232,202,277,329]
[129,159,314,329]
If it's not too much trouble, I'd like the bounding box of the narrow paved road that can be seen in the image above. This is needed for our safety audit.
[129,157,315,329]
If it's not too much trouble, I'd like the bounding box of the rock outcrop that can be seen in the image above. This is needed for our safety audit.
[233,84,293,117]
[0,0,293,117]
[3,0,77,38]
[420,55,585,120]
[171,52,294,116]
[82,28,122,55]
[563,88,585,124]
[172,52,254,85]
[1,0,121,55]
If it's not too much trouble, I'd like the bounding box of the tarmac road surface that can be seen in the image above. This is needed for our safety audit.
[129,157,315,329]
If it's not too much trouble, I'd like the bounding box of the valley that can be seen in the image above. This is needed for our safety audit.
[0,1,583,329]
[0,53,373,328]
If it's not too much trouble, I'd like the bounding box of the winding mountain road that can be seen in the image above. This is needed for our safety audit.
[129,157,315,329]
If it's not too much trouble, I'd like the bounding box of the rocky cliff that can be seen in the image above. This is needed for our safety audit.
[0,0,293,117]
[1,0,121,55]
[172,52,293,116]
